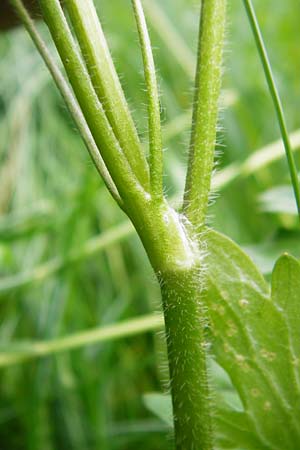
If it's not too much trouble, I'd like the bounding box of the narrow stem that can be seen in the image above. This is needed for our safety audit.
[242,0,300,221]
[65,0,150,189]
[10,0,122,206]
[132,0,163,202]
[160,267,213,450]
[39,0,146,207]
[183,0,226,228]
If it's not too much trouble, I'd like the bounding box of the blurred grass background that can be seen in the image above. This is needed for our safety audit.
[0,0,300,448]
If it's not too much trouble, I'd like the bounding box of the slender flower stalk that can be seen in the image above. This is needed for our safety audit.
[183,0,226,228]
[65,0,150,189]
[242,0,300,221]
[132,0,163,202]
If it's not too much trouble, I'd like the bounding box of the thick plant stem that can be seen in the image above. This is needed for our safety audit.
[160,266,213,450]
[183,0,226,228]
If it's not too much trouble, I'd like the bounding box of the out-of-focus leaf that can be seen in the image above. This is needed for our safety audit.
[143,393,173,428]
[243,232,300,274]
[259,185,298,215]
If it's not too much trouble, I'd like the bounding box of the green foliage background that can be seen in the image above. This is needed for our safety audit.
[0,0,300,449]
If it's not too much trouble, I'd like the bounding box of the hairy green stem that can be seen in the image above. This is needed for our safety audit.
[12,2,222,448]
[39,0,146,207]
[183,0,226,228]
[160,266,213,450]
[242,0,300,221]
[65,0,150,189]
[132,0,163,202]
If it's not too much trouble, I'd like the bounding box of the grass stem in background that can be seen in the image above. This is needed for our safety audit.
[0,314,163,368]
[243,0,300,221]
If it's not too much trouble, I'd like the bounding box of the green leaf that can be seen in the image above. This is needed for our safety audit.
[271,253,300,389]
[214,408,267,450]
[205,230,300,449]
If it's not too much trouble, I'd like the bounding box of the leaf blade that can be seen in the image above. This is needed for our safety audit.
[205,229,300,449]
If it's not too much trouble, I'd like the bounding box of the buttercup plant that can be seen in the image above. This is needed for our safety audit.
[8,0,300,449]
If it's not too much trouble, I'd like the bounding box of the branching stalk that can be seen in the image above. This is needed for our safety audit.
[10,0,122,206]
[183,0,226,228]
[242,0,300,221]
[65,0,150,189]
[132,0,163,202]
[38,0,146,207]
